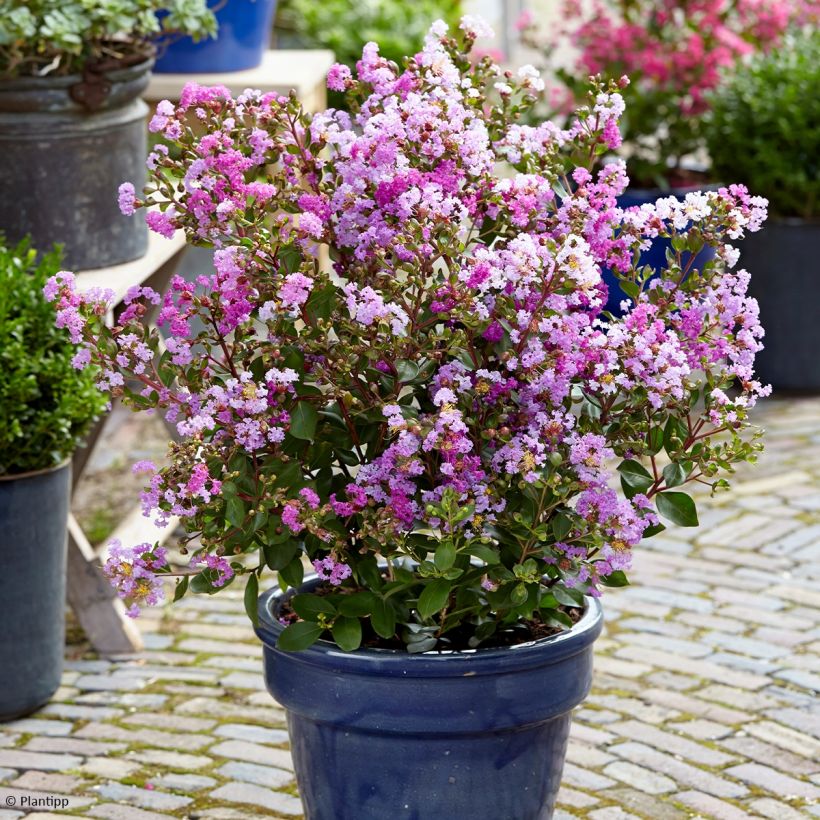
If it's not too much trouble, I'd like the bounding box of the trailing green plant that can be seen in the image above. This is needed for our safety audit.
[707,29,819,220]
[275,0,463,107]
[0,238,106,475]
[0,0,215,78]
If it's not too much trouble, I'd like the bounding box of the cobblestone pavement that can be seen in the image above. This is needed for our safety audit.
[0,396,818,819]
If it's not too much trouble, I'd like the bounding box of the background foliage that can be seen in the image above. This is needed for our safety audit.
[0,239,105,475]
[707,30,819,220]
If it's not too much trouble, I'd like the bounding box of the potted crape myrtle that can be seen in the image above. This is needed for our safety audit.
[0,0,214,269]
[0,238,106,721]
[48,18,769,820]
[707,30,819,390]
[521,0,813,312]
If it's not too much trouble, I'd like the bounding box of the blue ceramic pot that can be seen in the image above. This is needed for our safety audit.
[0,462,70,721]
[256,578,603,820]
[155,0,278,74]
[603,185,718,315]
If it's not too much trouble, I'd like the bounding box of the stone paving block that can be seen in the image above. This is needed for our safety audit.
[209,740,294,771]
[176,638,263,657]
[603,788,688,820]
[125,750,213,771]
[74,693,167,709]
[645,671,701,691]
[120,713,217,733]
[3,720,74,737]
[9,772,80,793]
[209,783,303,816]
[0,770,14,783]
[0,811,22,820]
[88,805,173,820]
[666,719,733,740]
[610,742,748,799]
[602,761,676,794]
[218,672,267,690]
[673,790,757,819]
[726,763,820,800]
[174,697,285,725]
[39,704,124,721]
[78,759,141,780]
[556,786,599,808]
[606,720,736,766]
[73,675,148,692]
[75,722,212,751]
[693,685,784,712]
[719,735,820,777]
[590,696,680,724]
[714,604,814,630]
[213,723,290,746]
[565,741,616,769]
[92,783,192,811]
[749,797,815,819]
[764,707,820,740]
[24,738,127,757]
[641,688,750,725]
[216,761,294,790]
[593,656,653,680]
[615,646,771,690]
[0,751,82,772]
[745,721,820,759]
[587,808,641,820]
[775,668,820,692]
[148,773,216,792]
[701,631,791,660]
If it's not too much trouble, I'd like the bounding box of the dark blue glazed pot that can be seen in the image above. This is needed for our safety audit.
[155,0,278,74]
[0,462,70,721]
[257,578,603,820]
[603,186,718,315]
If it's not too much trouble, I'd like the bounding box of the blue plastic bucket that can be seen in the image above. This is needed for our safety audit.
[154,0,278,74]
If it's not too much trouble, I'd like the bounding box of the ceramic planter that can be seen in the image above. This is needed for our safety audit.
[0,462,71,721]
[0,60,151,270]
[603,185,719,314]
[741,218,820,391]
[256,577,603,820]
[155,0,279,73]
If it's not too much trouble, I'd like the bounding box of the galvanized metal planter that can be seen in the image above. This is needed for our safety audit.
[0,461,71,721]
[0,60,151,270]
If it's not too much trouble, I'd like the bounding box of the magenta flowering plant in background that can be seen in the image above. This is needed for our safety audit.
[522,0,817,188]
[47,18,769,652]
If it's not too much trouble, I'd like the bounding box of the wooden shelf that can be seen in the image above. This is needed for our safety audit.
[144,49,335,113]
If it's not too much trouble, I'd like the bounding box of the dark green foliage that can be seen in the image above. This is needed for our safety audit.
[0,238,106,475]
[707,31,819,219]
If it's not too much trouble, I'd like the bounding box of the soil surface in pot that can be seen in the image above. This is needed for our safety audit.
[279,581,584,651]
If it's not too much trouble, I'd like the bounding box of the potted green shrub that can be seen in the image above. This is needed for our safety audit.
[707,30,819,390]
[0,1,215,270]
[0,238,106,721]
[48,18,769,818]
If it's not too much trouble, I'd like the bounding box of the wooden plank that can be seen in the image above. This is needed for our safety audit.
[75,231,187,302]
[144,49,335,112]
[97,504,179,560]
[66,515,144,655]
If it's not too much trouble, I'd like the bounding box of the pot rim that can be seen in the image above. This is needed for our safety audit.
[0,57,155,91]
[0,458,71,483]
[256,574,604,677]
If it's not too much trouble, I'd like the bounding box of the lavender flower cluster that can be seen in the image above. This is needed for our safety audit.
[46,18,767,650]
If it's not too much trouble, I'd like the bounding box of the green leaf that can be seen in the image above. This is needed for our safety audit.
[551,513,572,542]
[465,544,500,564]
[642,523,666,539]
[332,616,362,651]
[263,539,300,571]
[656,491,699,527]
[371,598,396,639]
[417,579,452,620]
[552,585,584,607]
[662,462,687,488]
[277,621,323,651]
[395,360,419,382]
[337,592,376,617]
[291,593,336,620]
[226,496,246,529]
[510,582,528,606]
[173,575,189,602]
[647,426,664,455]
[290,402,319,441]
[244,573,259,628]
[617,459,654,491]
[601,570,630,587]
[305,283,336,324]
[434,541,456,571]
[279,555,305,588]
